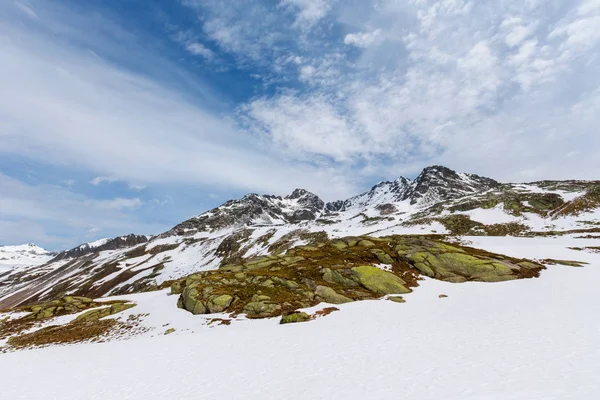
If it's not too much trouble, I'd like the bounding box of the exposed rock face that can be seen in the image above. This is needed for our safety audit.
[173,235,544,319]
[168,189,327,235]
[406,166,501,206]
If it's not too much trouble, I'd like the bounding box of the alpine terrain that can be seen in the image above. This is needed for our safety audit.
[1,166,600,399]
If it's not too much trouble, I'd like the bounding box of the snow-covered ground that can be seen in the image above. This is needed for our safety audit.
[1,236,599,399]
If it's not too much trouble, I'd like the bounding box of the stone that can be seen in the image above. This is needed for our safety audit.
[371,249,395,264]
[332,241,348,249]
[76,307,111,322]
[170,281,184,295]
[243,301,278,315]
[314,285,353,304]
[388,296,406,303]
[439,294,448,298]
[108,302,135,314]
[280,312,311,324]
[351,265,410,295]
[207,294,234,313]
[322,268,359,287]
[164,328,176,335]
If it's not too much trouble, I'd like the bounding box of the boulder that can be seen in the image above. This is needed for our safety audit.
[207,294,234,313]
[315,285,353,304]
[351,266,410,295]
[280,312,311,324]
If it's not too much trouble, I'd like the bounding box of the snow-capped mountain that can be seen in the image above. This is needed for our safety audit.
[0,244,54,272]
[0,165,598,310]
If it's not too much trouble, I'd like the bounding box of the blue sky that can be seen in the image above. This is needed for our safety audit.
[1,0,599,250]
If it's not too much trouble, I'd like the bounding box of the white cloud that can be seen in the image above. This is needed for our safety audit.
[241,0,600,182]
[185,42,213,59]
[0,1,358,201]
[279,0,332,28]
[344,30,381,48]
[90,176,118,186]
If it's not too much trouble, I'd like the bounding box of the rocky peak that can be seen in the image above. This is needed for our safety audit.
[407,165,500,206]
[286,188,309,200]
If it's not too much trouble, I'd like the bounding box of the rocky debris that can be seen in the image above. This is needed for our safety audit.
[172,235,544,319]
[20,296,96,320]
[0,297,137,346]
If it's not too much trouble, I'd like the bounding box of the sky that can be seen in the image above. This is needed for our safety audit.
[1,0,599,250]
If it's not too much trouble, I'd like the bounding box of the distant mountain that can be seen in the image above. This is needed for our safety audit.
[1,165,599,309]
[0,244,54,272]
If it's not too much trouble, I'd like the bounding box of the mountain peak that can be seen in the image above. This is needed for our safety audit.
[286,188,311,199]
[409,165,500,206]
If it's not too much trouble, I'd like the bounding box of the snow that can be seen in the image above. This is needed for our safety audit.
[80,238,110,249]
[1,236,599,399]
[0,244,53,272]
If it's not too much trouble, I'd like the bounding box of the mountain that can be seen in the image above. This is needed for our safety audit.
[0,165,599,311]
[0,244,54,272]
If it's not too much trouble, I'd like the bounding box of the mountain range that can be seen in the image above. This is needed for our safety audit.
[1,165,599,311]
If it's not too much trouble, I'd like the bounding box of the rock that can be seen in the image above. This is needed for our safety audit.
[371,249,395,264]
[322,268,359,287]
[180,286,208,315]
[439,294,448,298]
[351,265,411,295]
[207,294,234,313]
[260,279,275,288]
[409,251,519,282]
[244,258,279,270]
[314,285,353,304]
[109,302,136,314]
[243,301,278,315]
[388,296,406,303]
[76,307,111,321]
[170,281,184,295]
[332,241,348,249]
[164,328,176,335]
[280,312,311,324]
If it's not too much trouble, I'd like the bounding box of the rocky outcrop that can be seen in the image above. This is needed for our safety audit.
[173,235,544,319]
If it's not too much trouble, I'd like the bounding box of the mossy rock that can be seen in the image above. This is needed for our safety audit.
[322,268,359,287]
[315,285,352,304]
[280,312,311,324]
[371,249,395,264]
[207,294,234,313]
[388,296,406,303]
[351,266,410,295]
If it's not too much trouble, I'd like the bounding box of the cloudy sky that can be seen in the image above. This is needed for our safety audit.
[1,0,599,249]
